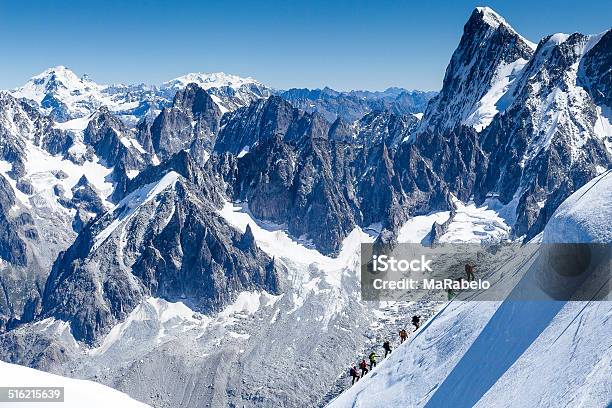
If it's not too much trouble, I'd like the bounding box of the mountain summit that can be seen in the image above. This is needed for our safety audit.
[419,7,536,133]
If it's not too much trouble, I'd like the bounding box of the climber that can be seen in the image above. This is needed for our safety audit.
[412,315,421,332]
[349,364,360,384]
[446,287,456,300]
[368,351,377,369]
[465,263,475,282]
[399,328,408,344]
[359,358,369,377]
[383,340,392,357]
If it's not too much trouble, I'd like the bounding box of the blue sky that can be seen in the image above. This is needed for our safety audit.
[1,0,610,91]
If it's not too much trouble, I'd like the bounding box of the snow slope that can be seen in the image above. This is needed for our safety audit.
[0,361,150,407]
[544,170,612,243]
[396,199,510,244]
[329,169,612,407]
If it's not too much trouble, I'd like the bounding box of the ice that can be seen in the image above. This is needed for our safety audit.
[475,7,537,49]
[547,32,571,46]
[218,201,374,291]
[24,142,114,201]
[396,199,510,244]
[237,145,250,158]
[90,297,206,355]
[53,115,91,131]
[441,200,510,243]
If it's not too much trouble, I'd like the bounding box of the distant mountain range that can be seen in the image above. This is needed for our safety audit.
[9,66,435,124]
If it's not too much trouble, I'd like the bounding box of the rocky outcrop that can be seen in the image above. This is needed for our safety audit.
[413,10,611,241]
[145,83,221,160]
[41,156,281,344]
[0,93,71,178]
[214,96,302,156]
[473,31,611,239]
[0,175,27,267]
[418,7,535,133]
[214,100,454,254]
[84,107,147,172]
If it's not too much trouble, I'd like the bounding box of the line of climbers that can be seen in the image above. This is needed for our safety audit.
[348,263,478,385]
[349,316,422,385]
[445,262,477,300]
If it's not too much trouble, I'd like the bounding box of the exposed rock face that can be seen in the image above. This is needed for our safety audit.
[0,92,70,178]
[0,8,609,408]
[580,30,612,109]
[41,155,281,343]
[145,83,221,160]
[412,126,487,202]
[225,116,359,255]
[84,107,147,172]
[419,7,535,134]
[0,173,48,333]
[414,8,611,241]
[473,32,611,239]
[0,329,74,370]
[214,96,302,156]
[0,94,78,333]
[70,176,106,215]
[0,175,27,267]
[213,99,454,254]
[354,110,419,149]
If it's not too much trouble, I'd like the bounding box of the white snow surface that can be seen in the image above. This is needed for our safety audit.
[219,201,374,293]
[329,166,612,408]
[462,57,529,132]
[161,72,261,91]
[9,66,269,123]
[442,199,510,243]
[396,198,510,244]
[397,212,451,243]
[329,296,612,408]
[475,7,537,49]
[0,361,150,407]
[10,66,144,121]
[517,31,611,164]
[53,115,91,131]
[544,170,612,243]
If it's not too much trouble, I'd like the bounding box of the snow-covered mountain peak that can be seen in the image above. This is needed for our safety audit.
[162,72,262,91]
[31,65,84,83]
[471,7,536,49]
[474,6,508,28]
[9,67,171,124]
[161,71,273,112]
[13,66,102,105]
[418,8,536,134]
